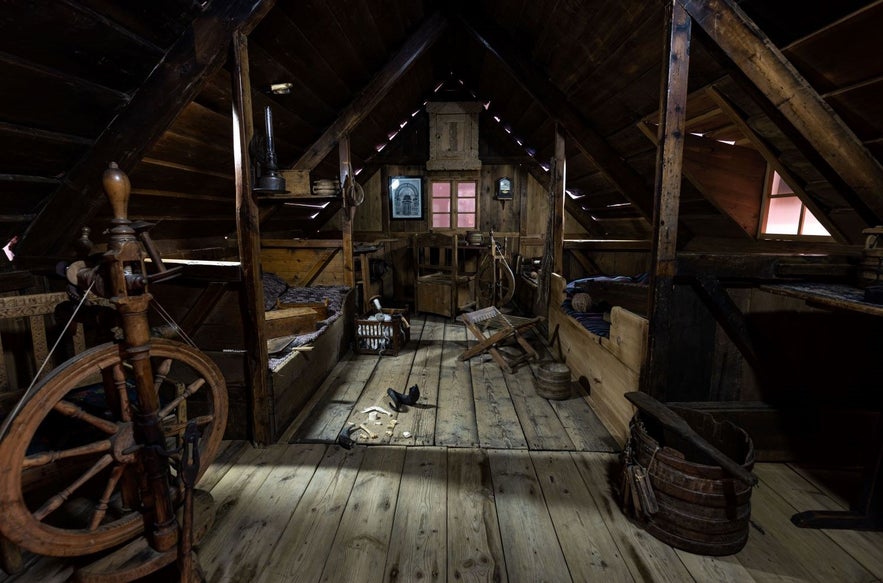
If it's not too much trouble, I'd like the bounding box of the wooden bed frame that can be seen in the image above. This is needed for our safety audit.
[547,273,648,445]
[266,289,354,441]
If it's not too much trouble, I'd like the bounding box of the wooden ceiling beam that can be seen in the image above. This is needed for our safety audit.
[0,120,92,147]
[18,0,276,257]
[291,11,447,171]
[680,0,883,225]
[458,9,656,223]
[519,150,605,238]
[705,86,849,242]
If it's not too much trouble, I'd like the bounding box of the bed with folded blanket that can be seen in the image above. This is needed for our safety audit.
[262,273,354,440]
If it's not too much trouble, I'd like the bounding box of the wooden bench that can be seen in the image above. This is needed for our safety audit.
[0,292,85,416]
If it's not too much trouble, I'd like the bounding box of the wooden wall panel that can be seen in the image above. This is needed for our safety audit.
[261,246,343,286]
[353,169,383,233]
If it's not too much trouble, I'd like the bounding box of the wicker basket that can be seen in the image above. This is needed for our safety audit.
[354,308,410,356]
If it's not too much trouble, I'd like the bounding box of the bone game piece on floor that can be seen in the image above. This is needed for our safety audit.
[361,406,393,416]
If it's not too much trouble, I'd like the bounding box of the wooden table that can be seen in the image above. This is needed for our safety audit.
[761,281,883,531]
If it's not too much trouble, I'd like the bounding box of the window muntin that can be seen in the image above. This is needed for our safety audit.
[431,180,477,230]
[760,171,830,238]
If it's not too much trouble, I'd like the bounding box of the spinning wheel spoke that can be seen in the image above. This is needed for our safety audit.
[88,464,127,531]
[162,414,214,436]
[23,439,112,469]
[157,378,206,419]
[32,454,114,521]
[52,400,120,435]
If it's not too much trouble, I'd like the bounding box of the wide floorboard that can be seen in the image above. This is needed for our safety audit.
[197,445,881,582]
[5,315,881,582]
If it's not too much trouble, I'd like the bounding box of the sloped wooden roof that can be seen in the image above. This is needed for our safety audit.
[2,0,882,257]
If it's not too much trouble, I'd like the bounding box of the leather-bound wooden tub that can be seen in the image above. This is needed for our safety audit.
[628,407,755,556]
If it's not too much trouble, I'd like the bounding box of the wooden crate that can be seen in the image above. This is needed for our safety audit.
[264,306,321,338]
[354,308,410,356]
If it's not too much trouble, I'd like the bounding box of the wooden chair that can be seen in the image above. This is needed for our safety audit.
[0,292,85,416]
[0,291,85,574]
[413,232,475,318]
[458,306,543,372]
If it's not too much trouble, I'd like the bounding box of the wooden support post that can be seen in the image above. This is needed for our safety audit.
[231,32,271,446]
[679,0,883,224]
[339,136,355,293]
[641,0,691,401]
[553,127,566,276]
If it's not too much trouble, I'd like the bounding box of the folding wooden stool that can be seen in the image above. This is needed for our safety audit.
[459,306,543,372]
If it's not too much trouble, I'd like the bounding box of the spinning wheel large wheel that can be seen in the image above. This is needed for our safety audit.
[0,339,227,557]
[476,254,516,308]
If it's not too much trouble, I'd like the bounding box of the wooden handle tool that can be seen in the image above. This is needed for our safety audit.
[625,391,757,486]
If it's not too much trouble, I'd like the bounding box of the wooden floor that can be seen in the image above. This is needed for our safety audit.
[9,314,883,582]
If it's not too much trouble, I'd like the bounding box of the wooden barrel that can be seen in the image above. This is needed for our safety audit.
[535,362,572,400]
[629,407,755,556]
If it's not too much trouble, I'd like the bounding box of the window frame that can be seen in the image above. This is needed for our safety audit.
[758,168,832,241]
[428,174,479,232]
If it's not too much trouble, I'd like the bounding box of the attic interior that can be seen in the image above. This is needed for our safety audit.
[0,0,882,580]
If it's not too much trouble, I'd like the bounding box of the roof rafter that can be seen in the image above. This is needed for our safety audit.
[680,0,883,225]
[291,11,447,171]
[18,0,276,257]
[456,7,657,224]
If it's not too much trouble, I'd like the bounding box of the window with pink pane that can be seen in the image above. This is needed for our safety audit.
[761,171,830,238]
[431,182,451,228]
[429,179,477,230]
[763,196,801,235]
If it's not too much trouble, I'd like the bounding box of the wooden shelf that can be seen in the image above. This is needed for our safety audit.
[759,282,883,318]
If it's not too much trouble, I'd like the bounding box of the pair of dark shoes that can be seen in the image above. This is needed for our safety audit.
[387,384,420,412]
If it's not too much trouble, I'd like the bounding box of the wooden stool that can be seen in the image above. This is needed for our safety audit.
[459,307,543,373]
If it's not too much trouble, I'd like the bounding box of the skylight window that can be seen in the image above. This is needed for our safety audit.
[760,171,830,238]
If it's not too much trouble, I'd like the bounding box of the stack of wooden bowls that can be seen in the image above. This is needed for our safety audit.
[859,226,883,284]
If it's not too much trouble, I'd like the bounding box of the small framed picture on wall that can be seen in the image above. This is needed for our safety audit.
[389,176,423,220]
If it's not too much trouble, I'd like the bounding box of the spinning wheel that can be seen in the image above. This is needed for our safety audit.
[0,163,228,580]
[0,339,227,557]
[475,233,516,309]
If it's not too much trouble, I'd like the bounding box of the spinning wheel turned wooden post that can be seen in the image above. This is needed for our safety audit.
[0,163,227,580]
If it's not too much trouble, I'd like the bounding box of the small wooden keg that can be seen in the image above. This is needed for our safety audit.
[535,362,572,400]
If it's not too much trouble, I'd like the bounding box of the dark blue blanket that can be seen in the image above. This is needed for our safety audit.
[562,274,649,338]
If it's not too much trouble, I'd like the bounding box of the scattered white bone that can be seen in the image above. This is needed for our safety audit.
[402,431,412,438]
[361,406,393,416]
[385,431,393,437]
[375,421,383,426]
[358,423,378,439]
[368,411,378,422]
